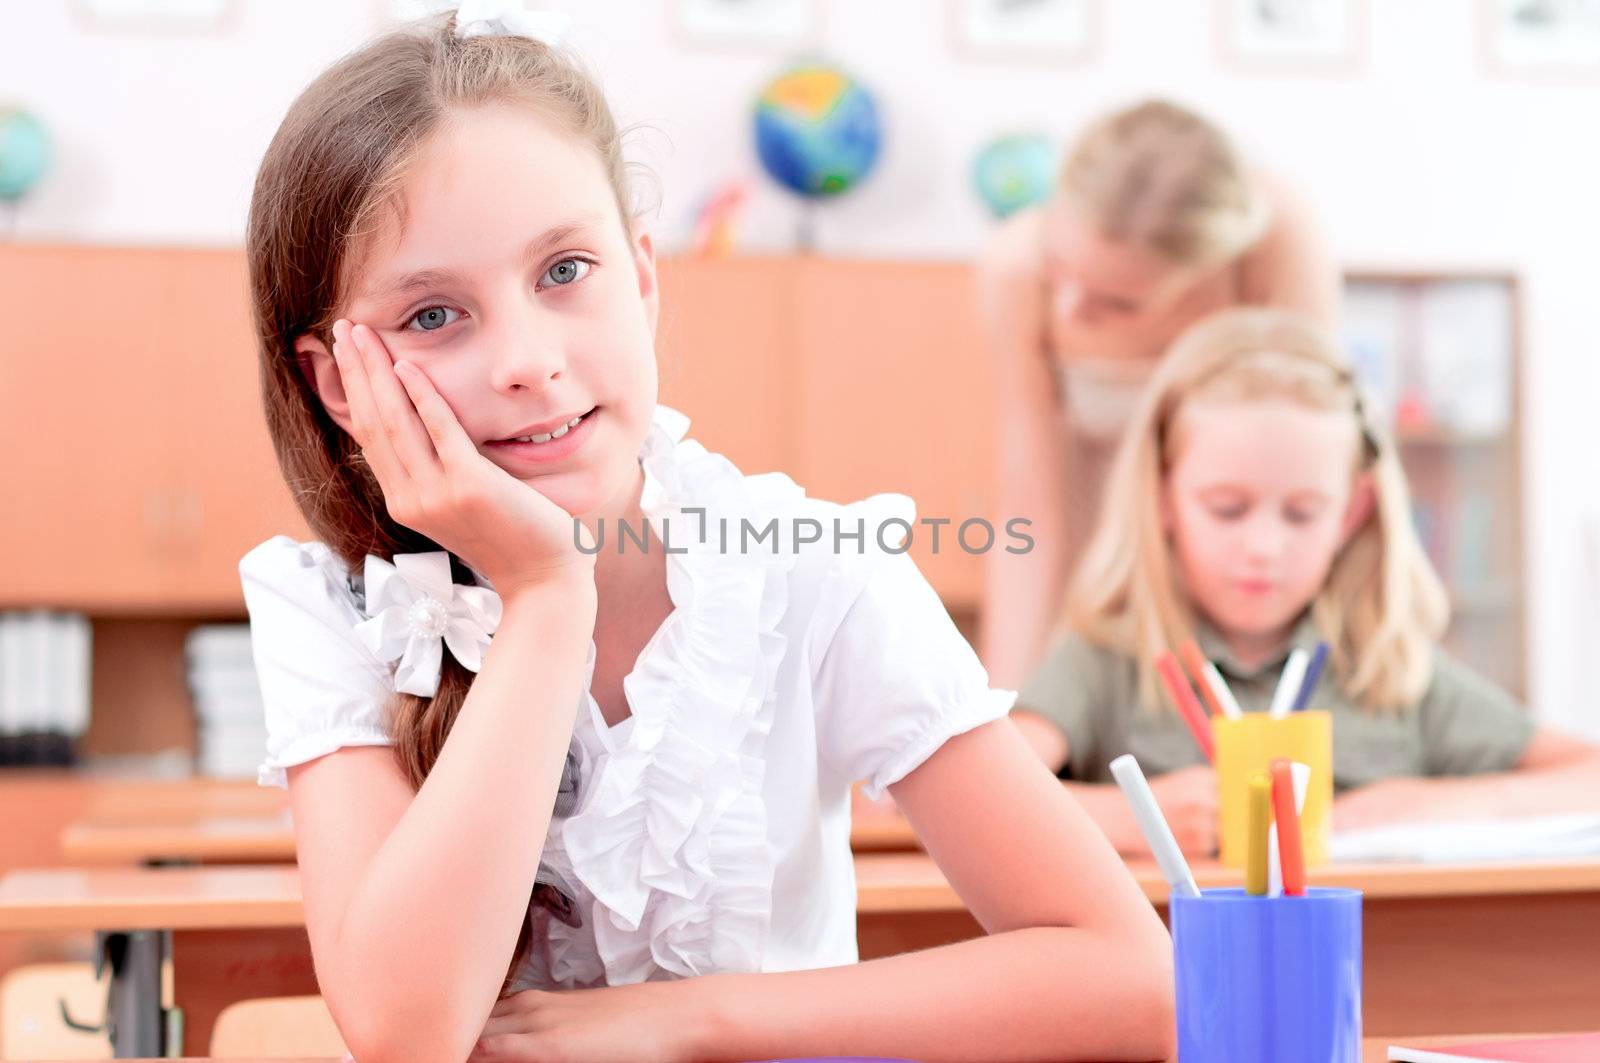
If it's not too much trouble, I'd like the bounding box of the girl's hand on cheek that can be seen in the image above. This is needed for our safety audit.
[468,982,710,1063]
[331,319,596,600]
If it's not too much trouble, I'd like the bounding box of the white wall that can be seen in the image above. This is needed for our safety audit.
[8,1,1598,735]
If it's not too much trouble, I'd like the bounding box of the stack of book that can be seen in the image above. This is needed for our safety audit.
[185,624,267,779]
[0,610,91,766]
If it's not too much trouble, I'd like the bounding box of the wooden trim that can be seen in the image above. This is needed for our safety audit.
[6,855,1600,932]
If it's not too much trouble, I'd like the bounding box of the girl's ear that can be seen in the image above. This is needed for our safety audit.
[631,226,659,339]
[295,332,356,436]
[1338,470,1377,547]
[1160,474,1176,537]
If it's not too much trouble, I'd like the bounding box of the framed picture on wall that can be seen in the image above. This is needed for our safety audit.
[71,0,234,32]
[1481,0,1600,80]
[1215,0,1368,73]
[950,0,1099,64]
[672,0,823,51]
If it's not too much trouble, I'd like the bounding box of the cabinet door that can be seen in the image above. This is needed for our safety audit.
[791,259,995,609]
[656,256,796,475]
[161,249,308,609]
[0,245,179,608]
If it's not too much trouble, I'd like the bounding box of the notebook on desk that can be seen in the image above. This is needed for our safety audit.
[1388,1031,1600,1061]
[1330,813,1600,863]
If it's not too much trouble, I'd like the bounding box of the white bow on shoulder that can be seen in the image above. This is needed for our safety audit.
[453,0,572,45]
[353,552,502,697]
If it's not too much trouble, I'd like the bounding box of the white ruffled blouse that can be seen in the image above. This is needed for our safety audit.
[239,403,1015,988]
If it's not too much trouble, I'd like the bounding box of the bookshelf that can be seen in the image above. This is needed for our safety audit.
[1343,271,1525,698]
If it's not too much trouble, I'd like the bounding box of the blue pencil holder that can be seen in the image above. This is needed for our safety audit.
[1170,887,1362,1063]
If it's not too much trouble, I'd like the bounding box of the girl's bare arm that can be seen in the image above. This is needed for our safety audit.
[291,581,594,1063]
[976,211,1074,689]
[700,719,1175,1062]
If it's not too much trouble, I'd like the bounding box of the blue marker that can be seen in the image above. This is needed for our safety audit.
[1290,641,1329,712]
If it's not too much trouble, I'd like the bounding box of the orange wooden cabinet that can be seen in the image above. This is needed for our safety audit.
[658,255,996,608]
[1,245,308,612]
[2,246,993,613]
[787,257,995,607]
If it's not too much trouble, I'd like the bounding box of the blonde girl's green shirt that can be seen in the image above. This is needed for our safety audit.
[1015,619,1535,791]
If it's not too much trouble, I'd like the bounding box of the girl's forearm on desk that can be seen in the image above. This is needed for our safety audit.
[332,580,596,1059]
[1334,751,1600,828]
[693,927,1174,1063]
[1418,752,1600,818]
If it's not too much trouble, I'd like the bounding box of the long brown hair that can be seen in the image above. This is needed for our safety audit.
[1067,307,1450,712]
[245,13,632,993]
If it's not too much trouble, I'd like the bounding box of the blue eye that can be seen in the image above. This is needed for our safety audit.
[542,257,591,287]
[408,306,459,332]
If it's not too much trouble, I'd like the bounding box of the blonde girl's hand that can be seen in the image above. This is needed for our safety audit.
[469,982,709,1063]
[1147,764,1220,858]
[330,319,595,599]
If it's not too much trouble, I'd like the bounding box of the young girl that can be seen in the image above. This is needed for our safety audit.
[1011,307,1600,858]
[238,8,1172,1063]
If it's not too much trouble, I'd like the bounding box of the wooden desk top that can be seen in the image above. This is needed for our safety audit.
[60,785,921,864]
[60,813,914,864]
[81,779,286,823]
[0,865,305,931]
[61,811,296,864]
[854,851,1600,912]
[6,853,1600,932]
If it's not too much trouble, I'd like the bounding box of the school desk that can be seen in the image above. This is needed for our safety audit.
[79,779,286,824]
[5,857,1597,1056]
[854,853,1600,1038]
[61,809,297,866]
[57,782,919,865]
[0,865,308,1057]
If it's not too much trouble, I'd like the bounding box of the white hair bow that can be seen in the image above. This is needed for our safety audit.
[453,0,572,45]
[353,552,503,698]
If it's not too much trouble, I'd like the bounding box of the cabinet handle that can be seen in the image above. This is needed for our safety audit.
[143,491,170,555]
[175,492,204,546]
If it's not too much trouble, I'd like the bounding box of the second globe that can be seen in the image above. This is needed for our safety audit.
[753,63,881,200]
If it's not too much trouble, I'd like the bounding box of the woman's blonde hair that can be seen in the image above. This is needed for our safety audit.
[1060,99,1270,268]
[1066,307,1449,713]
[245,13,633,994]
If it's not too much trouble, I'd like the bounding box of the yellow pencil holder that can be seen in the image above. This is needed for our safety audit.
[1214,710,1333,869]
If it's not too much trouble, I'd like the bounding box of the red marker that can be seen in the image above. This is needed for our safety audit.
[1178,640,1224,719]
[1155,651,1216,764]
[1270,758,1306,896]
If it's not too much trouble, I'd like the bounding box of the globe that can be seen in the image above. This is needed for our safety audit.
[753,64,881,199]
[972,134,1057,219]
[0,109,51,203]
